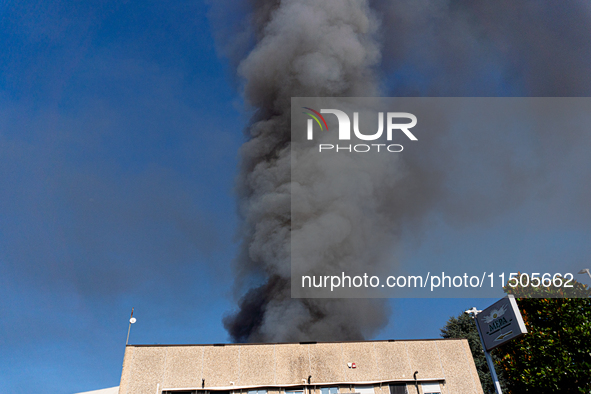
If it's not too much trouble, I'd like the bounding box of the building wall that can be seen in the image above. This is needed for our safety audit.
[118,340,483,394]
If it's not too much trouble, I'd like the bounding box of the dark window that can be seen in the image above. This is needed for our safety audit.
[389,384,407,394]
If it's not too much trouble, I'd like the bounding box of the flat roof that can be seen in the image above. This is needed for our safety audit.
[126,338,467,347]
[119,339,484,393]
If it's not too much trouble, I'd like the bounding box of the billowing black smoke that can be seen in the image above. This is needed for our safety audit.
[218,0,391,343]
[224,276,386,343]
[213,0,591,343]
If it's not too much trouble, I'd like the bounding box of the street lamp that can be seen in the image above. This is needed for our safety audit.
[578,268,591,279]
[465,307,503,394]
[126,307,136,346]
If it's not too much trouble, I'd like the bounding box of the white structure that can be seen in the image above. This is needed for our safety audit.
[74,386,119,394]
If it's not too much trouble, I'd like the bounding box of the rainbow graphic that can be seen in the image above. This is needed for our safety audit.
[302,107,328,131]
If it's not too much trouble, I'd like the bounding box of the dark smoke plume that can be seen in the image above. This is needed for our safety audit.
[218,0,591,343]
[222,0,390,343]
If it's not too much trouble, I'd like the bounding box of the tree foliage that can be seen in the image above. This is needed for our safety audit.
[440,311,508,393]
[440,274,591,393]
[499,274,591,393]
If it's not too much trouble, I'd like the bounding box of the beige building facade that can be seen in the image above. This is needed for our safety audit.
[118,340,483,394]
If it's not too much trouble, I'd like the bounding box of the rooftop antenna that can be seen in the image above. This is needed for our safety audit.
[126,307,136,346]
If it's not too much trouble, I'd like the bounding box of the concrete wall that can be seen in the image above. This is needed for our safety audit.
[118,340,483,394]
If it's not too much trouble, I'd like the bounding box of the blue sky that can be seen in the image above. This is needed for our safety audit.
[1,1,591,393]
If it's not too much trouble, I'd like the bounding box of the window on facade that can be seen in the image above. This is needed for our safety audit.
[320,387,338,394]
[285,389,304,394]
[389,383,407,394]
[420,382,441,394]
[248,390,268,394]
[162,391,195,394]
[354,385,375,394]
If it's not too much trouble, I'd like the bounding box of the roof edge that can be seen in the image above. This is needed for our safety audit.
[126,338,466,347]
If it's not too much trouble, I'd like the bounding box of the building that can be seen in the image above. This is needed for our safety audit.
[117,339,484,394]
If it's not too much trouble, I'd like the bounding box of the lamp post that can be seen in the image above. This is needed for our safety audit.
[465,307,503,394]
[126,307,136,346]
[578,268,591,280]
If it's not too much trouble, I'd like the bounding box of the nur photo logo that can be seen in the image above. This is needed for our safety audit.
[302,107,418,153]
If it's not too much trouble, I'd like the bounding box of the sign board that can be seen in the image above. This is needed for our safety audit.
[476,295,527,351]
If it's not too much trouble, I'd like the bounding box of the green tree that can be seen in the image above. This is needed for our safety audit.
[499,274,591,393]
[440,311,508,393]
[440,275,591,393]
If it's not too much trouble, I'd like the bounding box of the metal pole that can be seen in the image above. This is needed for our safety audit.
[126,307,134,346]
[126,320,132,345]
[469,309,503,394]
